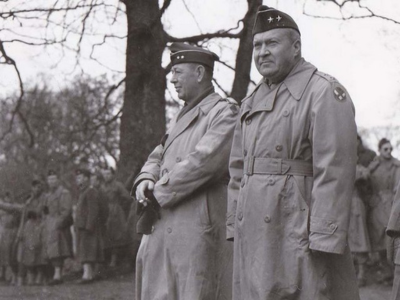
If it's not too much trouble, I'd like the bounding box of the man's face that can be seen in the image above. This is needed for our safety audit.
[170,63,199,102]
[47,175,59,191]
[32,184,42,196]
[76,174,89,188]
[102,170,113,183]
[379,142,393,160]
[253,29,299,82]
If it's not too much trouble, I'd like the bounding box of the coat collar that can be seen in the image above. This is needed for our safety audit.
[282,58,317,101]
[163,93,222,154]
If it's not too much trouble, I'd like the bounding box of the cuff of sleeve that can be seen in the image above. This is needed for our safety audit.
[153,174,176,208]
[226,224,234,241]
[132,173,157,195]
[309,216,346,254]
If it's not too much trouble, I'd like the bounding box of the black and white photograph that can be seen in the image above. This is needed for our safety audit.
[0,0,399,299]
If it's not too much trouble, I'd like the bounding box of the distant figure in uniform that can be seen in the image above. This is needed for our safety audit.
[101,167,130,268]
[368,138,400,283]
[0,178,48,286]
[0,191,19,285]
[387,182,400,299]
[75,168,104,283]
[348,135,376,286]
[133,42,237,300]
[44,170,73,285]
[227,6,360,299]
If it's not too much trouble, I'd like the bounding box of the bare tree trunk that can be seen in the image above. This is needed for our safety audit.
[118,0,167,183]
[230,0,262,102]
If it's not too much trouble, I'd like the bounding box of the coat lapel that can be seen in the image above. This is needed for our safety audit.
[163,93,221,154]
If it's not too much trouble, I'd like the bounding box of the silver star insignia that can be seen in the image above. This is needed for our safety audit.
[268,16,274,23]
[277,15,282,22]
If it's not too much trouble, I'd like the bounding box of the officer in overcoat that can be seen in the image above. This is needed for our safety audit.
[44,170,73,285]
[133,43,237,300]
[227,6,359,299]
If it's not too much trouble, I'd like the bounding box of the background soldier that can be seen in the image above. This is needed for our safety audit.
[101,167,130,268]
[227,5,359,299]
[75,168,104,283]
[44,170,73,285]
[348,135,376,286]
[368,138,400,284]
[133,43,237,300]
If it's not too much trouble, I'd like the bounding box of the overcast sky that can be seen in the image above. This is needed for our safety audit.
[1,0,399,132]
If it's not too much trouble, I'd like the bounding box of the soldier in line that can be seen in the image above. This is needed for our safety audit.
[0,191,19,285]
[44,170,73,285]
[102,167,131,268]
[0,178,48,286]
[133,43,237,300]
[227,5,359,299]
[348,135,376,286]
[74,168,104,283]
[368,138,400,283]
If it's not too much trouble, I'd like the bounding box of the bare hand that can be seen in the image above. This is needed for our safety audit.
[136,180,155,207]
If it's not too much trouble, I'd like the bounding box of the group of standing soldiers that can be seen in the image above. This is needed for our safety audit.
[0,166,135,286]
[349,136,400,286]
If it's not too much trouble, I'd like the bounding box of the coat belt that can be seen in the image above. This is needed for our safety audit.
[244,157,313,177]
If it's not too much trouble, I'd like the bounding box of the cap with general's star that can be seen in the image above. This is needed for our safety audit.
[252,5,300,37]
[170,43,219,69]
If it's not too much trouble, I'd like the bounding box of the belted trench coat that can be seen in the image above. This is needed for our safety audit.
[227,59,360,300]
[134,93,237,300]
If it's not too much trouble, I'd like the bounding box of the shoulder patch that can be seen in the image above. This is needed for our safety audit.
[333,85,347,102]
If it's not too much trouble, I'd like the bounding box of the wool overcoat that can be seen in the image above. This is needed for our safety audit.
[44,185,73,260]
[227,59,360,300]
[134,92,237,300]
[75,185,104,263]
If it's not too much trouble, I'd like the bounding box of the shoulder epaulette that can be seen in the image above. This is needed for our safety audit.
[224,97,238,106]
[314,71,338,83]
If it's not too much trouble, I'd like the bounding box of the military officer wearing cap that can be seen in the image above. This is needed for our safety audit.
[133,42,237,300]
[227,5,359,299]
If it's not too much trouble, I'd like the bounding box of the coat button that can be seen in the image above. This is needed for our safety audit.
[176,157,181,162]
[245,118,252,125]
[161,168,169,176]
[267,178,275,186]
[329,224,336,230]
[275,145,283,152]
[238,212,243,221]
[264,215,271,223]
[283,110,290,117]
[167,228,172,233]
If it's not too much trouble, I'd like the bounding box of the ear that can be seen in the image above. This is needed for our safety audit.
[293,39,301,58]
[196,65,206,82]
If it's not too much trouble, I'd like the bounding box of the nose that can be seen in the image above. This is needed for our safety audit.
[170,73,177,84]
[259,44,270,57]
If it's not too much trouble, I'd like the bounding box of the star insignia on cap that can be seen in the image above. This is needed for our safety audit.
[268,16,274,23]
[276,15,282,22]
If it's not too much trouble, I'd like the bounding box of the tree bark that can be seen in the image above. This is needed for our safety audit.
[118,0,167,183]
[230,0,262,102]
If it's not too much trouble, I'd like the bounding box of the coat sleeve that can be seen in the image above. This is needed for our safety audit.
[84,189,100,232]
[153,104,237,208]
[308,81,357,255]
[133,144,164,191]
[56,189,73,229]
[387,182,400,238]
[226,117,244,241]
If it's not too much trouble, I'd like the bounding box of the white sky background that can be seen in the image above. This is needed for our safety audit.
[1,0,400,150]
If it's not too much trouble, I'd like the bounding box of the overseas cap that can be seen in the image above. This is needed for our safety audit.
[170,42,219,69]
[252,5,300,36]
